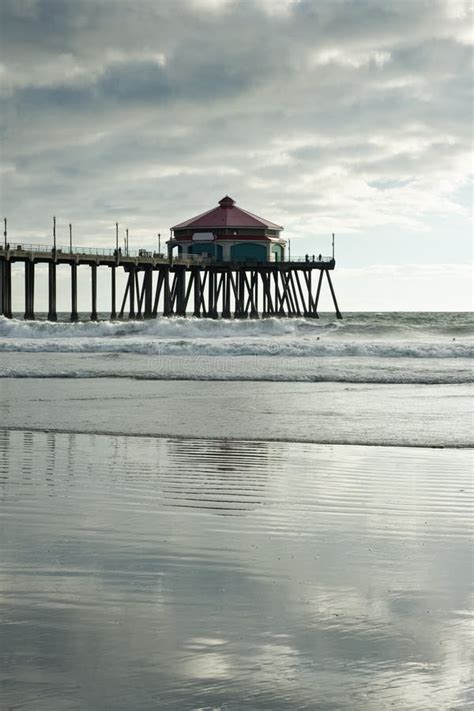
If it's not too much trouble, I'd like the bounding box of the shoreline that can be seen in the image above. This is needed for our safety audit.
[2,425,472,450]
[0,373,473,385]
[1,378,471,449]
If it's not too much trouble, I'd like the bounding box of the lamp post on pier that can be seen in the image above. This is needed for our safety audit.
[69,223,73,253]
[53,216,56,252]
[3,218,7,250]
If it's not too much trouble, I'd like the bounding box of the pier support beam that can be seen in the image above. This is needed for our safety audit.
[128,266,136,318]
[313,271,324,318]
[163,267,172,316]
[48,262,57,321]
[143,267,153,318]
[261,271,273,316]
[325,269,342,319]
[193,268,201,317]
[110,265,116,319]
[274,271,285,317]
[90,264,98,321]
[222,269,231,318]
[249,271,259,318]
[235,270,245,318]
[70,263,78,321]
[152,269,165,317]
[1,260,12,318]
[174,266,186,317]
[294,270,308,317]
[135,270,143,319]
[24,260,35,320]
[207,269,217,318]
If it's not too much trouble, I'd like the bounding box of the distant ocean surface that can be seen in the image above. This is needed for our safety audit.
[1,311,473,710]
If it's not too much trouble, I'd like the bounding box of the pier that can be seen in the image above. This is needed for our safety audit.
[0,243,342,321]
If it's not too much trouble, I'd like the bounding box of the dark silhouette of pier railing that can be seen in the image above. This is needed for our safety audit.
[0,242,342,320]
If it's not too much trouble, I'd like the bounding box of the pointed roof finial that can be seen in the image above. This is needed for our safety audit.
[218,196,235,209]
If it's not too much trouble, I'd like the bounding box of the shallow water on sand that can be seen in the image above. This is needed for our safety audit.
[1,378,473,448]
[1,430,472,710]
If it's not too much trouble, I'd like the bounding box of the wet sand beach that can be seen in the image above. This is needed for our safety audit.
[1,429,472,710]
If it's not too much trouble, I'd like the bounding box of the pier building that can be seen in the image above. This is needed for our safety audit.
[168,196,286,263]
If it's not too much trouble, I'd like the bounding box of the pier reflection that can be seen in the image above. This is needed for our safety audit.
[161,438,273,515]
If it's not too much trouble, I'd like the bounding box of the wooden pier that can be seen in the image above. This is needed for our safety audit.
[0,243,342,320]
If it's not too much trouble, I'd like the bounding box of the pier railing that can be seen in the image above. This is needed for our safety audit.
[288,256,333,263]
[0,242,333,266]
[0,243,208,265]
[0,243,168,259]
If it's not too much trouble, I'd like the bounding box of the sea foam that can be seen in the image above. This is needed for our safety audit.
[0,314,472,358]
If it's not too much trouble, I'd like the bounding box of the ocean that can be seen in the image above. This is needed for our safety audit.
[0,312,473,709]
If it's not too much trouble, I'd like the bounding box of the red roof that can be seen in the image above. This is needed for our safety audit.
[172,196,283,231]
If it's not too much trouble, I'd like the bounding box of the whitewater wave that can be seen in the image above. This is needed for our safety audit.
[0,313,472,341]
[0,315,324,339]
[0,335,472,358]
[0,359,472,384]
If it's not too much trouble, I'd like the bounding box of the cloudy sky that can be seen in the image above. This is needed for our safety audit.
[1,0,472,310]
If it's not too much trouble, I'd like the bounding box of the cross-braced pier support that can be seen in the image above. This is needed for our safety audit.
[135,265,341,319]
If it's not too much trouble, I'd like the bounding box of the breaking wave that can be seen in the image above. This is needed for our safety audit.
[0,312,472,341]
[0,336,472,359]
[0,313,472,360]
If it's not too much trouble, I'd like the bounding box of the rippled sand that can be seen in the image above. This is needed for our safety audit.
[1,430,472,710]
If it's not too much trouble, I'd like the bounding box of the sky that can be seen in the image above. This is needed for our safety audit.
[0,0,472,311]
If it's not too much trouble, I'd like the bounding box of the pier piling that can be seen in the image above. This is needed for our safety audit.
[48,262,57,321]
[143,267,153,318]
[71,263,78,321]
[163,267,172,317]
[128,266,136,319]
[24,261,35,320]
[110,265,116,320]
[91,264,98,321]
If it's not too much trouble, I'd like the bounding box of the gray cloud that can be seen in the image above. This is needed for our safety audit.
[0,0,472,256]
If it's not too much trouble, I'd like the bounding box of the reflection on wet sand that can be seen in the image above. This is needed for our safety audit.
[0,430,472,710]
